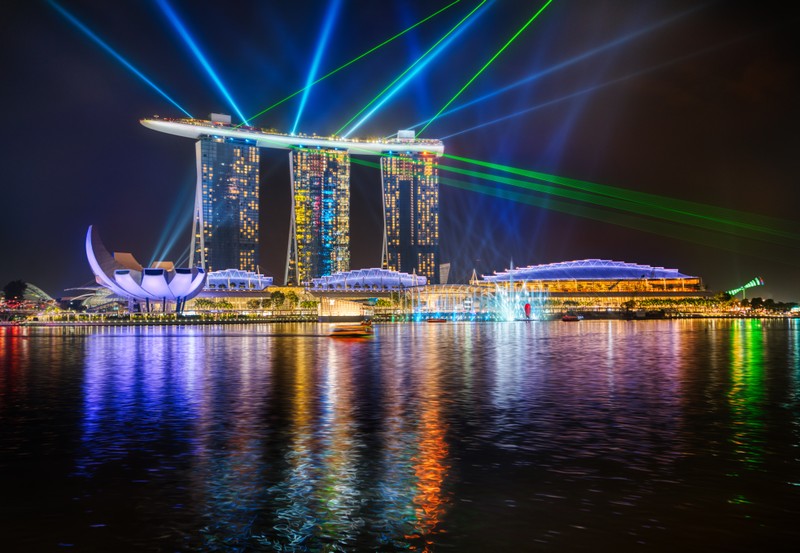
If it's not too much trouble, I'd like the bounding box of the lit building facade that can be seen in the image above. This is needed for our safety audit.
[143,118,444,284]
[287,148,351,285]
[381,153,440,284]
[190,134,260,273]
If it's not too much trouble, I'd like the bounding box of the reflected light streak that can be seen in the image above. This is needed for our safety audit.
[728,321,767,473]
[292,0,343,135]
[155,0,249,124]
[337,0,489,137]
[418,0,554,135]
[242,0,464,126]
[47,0,192,118]
[407,341,449,550]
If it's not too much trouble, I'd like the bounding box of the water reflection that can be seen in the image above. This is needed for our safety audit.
[728,320,767,471]
[3,321,800,550]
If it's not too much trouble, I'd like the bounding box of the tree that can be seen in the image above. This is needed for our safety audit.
[246,299,261,310]
[3,280,27,301]
[285,291,299,308]
[271,290,285,308]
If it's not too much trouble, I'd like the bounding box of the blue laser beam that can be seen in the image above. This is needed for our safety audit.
[403,4,705,133]
[440,31,760,140]
[48,0,192,117]
[341,0,490,138]
[292,0,343,135]
[155,0,249,124]
[148,177,194,267]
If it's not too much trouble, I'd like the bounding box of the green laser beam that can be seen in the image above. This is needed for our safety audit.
[436,163,799,246]
[437,175,800,267]
[335,0,487,136]
[442,153,800,241]
[345,156,800,265]
[240,0,463,127]
[351,154,797,244]
[418,0,554,136]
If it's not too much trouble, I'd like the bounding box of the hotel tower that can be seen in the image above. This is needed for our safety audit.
[380,150,440,283]
[141,115,444,283]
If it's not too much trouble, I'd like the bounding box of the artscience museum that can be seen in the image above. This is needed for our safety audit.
[85,226,206,312]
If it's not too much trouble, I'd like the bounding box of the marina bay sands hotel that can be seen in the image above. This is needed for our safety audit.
[141,114,445,284]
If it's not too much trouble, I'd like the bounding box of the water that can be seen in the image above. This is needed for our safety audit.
[1,319,799,551]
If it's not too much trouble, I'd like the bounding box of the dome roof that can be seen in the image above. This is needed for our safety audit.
[311,268,426,290]
[483,259,696,282]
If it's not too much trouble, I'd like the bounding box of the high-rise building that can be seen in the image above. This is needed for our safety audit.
[190,127,260,273]
[142,117,444,283]
[380,152,440,284]
[286,148,351,285]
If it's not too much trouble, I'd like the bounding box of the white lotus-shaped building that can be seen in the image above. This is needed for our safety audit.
[85,226,206,312]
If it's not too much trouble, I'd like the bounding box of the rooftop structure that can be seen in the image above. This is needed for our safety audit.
[483,259,697,282]
[141,117,444,156]
[206,269,273,290]
[309,268,426,291]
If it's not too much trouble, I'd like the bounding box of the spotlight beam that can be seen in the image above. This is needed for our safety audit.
[418,0,554,135]
[292,0,343,135]
[336,0,488,137]
[401,5,704,134]
[440,29,768,140]
[155,0,249,124]
[442,154,800,241]
[47,0,192,117]
[241,0,464,127]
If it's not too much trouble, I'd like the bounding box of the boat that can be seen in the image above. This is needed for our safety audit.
[425,318,447,323]
[329,320,374,337]
[561,313,584,322]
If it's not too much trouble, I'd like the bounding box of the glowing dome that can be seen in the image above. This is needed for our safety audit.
[483,259,696,282]
[310,268,426,291]
[85,226,205,310]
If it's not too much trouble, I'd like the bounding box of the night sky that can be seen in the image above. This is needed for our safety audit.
[2,0,798,300]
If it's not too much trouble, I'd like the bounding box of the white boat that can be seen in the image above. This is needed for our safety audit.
[329,320,374,337]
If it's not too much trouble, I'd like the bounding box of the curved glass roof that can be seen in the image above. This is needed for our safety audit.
[206,269,273,290]
[311,268,426,289]
[483,259,696,282]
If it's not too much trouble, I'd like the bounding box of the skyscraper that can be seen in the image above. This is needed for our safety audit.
[190,128,260,273]
[380,152,440,284]
[286,147,351,285]
[142,117,443,283]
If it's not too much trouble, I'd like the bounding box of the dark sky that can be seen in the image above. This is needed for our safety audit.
[2,0,799,300]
